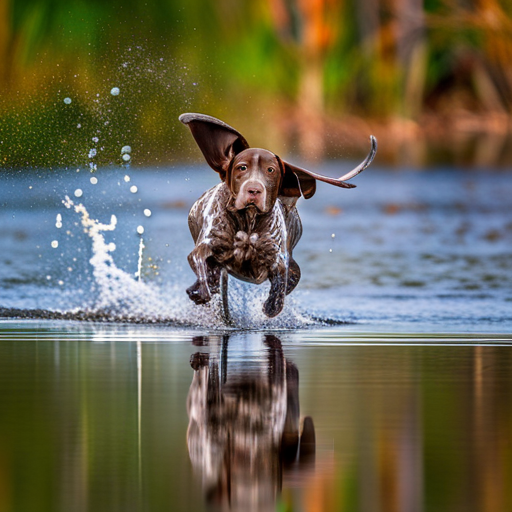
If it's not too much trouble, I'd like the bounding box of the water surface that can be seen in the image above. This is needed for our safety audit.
[1,323,512,512]
[0,164,511,511]
[1,165,511,331]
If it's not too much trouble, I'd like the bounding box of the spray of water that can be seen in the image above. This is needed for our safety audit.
[135,237,145,282]
[62,195,171,321]
[58,195,313,329]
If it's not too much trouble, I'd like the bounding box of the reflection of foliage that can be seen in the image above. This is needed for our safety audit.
[1,0,512,167]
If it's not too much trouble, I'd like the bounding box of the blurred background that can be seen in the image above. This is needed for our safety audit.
[1,0,512,168]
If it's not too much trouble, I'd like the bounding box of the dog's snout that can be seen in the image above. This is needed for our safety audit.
[247,185,262,196]
[244,181,264,196]
[234,180,267,211]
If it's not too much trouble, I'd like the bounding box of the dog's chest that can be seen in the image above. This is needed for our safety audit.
[189,184,289,283]
[212,209,286,282]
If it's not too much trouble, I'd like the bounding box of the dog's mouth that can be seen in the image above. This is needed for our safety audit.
[245,200,260,209]
[228,202,265,214]
[227,195,267,213]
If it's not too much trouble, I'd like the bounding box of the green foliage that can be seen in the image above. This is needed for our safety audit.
[1,0,512,167]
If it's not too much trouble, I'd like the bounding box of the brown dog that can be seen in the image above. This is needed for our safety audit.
[180,113,376,318]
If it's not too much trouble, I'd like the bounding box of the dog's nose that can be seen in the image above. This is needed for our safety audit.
[245,182,264,196]
[247,187,262,196]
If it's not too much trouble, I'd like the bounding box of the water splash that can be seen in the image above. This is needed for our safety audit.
[135,237,145,282]
[62,195,172,321]
[56,194,313,329]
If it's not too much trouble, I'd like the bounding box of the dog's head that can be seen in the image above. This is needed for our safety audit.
[180,113,376,214]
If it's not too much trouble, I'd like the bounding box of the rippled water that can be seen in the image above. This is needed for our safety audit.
[0,164,511,511]
[1,165,511,331]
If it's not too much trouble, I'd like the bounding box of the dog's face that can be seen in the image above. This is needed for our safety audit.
[229,149,282,213]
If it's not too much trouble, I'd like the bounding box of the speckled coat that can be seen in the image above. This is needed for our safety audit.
[187,183,302,317]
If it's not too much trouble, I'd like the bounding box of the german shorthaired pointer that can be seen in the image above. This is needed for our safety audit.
[180,113,376,318]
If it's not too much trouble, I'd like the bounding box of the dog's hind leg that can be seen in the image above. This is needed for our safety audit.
[286,258,301,295]
[263,271,287,318]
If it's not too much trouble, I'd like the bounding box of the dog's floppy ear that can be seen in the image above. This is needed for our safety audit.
[278,135,377,200]
[179,113,250,181]
[278,159,317,200]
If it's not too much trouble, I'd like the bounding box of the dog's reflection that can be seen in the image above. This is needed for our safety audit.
[187,334,315,511]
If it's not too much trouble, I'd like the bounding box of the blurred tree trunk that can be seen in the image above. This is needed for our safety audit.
[295,0,333,160]
[395,0,427,119]
[297,53,324,160]
[356,0,427,119]
[474,0,512,111]
[355,0,380,54]
[269,0,340,160]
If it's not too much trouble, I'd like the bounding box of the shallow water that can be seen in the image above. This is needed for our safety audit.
[0,164,511,511]
[0,165,511,331]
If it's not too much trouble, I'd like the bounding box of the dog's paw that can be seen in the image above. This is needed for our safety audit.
[186,281,211,305]
[263,295,285,318]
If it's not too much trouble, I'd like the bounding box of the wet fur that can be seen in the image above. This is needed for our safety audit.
[180,113,375,318]
[187,183,301,317]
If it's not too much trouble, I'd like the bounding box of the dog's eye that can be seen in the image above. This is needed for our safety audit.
[267,167,275,174]
[237,165,247,172]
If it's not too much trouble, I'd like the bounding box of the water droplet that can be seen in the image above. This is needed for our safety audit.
[331,233,336,238]
[51,240,59,248]
[90,177,98,185]
[329,249,333,253]
[58,280,64,286]
[122,153,131,162]
[124,175,131,182]
[137,226,144,235]
[74,189,83,198]
[143,209,152,217]
[121,145,132,154]
[46,275,52,280]
[130,185,138,194]
[64,97,72,104]
[110,87,120,96]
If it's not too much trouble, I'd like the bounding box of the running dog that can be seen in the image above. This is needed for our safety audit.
[180,113,376,317]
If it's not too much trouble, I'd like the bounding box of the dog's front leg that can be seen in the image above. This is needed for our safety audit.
[186,244,220,305]
[263,265,288,318]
